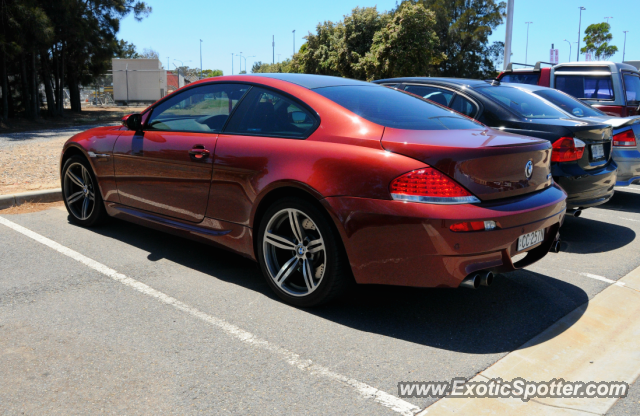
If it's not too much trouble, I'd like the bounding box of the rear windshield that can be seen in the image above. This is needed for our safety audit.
[314,86,481,130]
[500,73,540,85]
[533,89,604,118]
[555,75,614,100]
[476,86,567,119]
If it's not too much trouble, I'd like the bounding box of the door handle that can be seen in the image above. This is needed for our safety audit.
[189,145,210,161]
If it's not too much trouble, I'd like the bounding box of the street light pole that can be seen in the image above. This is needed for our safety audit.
[563,39,572,62]
[231,53,234,75]
[577,7,586,61]
[292,30,295,56]
[199,39,203,79]
[604,16,613,24]
[623,31,629,61]
[525,22,533,65]
[272,35,275,64]
[503,0,514,70]
[236,53,245,73]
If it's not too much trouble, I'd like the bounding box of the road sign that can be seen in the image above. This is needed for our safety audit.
[550,49,559,64]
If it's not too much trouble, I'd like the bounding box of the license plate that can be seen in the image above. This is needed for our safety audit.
[517,229,544,252]
[592,144,605,160]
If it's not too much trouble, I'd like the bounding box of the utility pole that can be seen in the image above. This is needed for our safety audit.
[231,53,234,75]
[503,0,514,70]
[292,30,296,56]
[577,7,586,61]
[199,39,203,79]
[623,31,629,61]
[272,35,275,64]
[167,57,169,69]
[525,22,533,64]
[563,39,572,62]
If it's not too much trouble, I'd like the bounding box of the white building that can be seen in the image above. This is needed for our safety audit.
[112,58,184,104]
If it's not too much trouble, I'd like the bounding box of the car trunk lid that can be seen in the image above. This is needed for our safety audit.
[381,127,553,201]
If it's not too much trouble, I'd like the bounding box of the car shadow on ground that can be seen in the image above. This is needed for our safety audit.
[559,214,636,254]
[594,189,640,215]
[82,217,588,355]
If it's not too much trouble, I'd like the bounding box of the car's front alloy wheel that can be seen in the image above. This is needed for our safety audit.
[61,155,108,227]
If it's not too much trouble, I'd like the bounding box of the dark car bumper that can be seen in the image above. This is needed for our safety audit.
[322,184,567,289]
[552,160,617,209]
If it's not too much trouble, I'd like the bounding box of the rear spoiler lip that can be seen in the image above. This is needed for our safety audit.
[599,116,640,129]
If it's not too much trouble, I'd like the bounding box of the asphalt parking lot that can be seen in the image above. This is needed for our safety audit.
[1,185,640,415]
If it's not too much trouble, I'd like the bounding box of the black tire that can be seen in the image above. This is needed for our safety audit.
[61,155,109,227]
[257,197,351,307]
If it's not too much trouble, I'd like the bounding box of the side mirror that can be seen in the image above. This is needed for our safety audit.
[122,113,142,131]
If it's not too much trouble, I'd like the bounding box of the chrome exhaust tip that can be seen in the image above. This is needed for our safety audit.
[567,209,582,218]
[460,273,480,289]
[479,271,494,287]
[549,240,561,253]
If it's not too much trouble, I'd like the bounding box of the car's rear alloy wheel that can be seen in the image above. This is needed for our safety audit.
[62,155,108,227]
[258,198,350,307]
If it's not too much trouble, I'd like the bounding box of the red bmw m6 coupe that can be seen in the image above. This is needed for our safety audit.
[60,74,566,306]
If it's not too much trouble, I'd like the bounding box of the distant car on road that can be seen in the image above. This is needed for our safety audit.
[60,74,566,307]
[374,77,616,212]
[497,61,640,117]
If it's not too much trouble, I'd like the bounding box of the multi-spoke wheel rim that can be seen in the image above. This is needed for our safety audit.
[63,162,95,221]
[263,208,326,297]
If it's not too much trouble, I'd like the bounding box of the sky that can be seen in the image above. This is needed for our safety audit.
[117,0,639,76]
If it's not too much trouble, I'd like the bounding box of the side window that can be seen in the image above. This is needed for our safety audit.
[450,95,478,117]
[623,74,640,104]
[147,83,250,133]
[500,73,540,85]
[403,85,453,107]
[224,87,316,138]
[555,75,614,100]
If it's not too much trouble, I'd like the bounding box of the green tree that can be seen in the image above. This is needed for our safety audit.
[251,59,296,74]
[362,3,445,80]
[201,69,223,77]
[405,0,505,78]
[581,22,618,61]
[115,40,139,58]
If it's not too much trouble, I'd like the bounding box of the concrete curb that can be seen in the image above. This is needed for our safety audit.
[0,188,63,210]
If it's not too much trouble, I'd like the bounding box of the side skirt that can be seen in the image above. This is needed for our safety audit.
[105,202,256,260]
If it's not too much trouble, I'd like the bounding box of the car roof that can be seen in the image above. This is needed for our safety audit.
[374,77,489,89]
[248,73,376,89]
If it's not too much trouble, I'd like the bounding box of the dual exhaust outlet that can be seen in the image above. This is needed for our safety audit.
[460,271,494,289]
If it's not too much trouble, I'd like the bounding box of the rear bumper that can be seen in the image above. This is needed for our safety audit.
[552,160,617,209]
[612,147,640,186]
[322,184,567,288]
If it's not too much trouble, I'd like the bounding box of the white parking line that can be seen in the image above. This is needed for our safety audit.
[619,217,640,222]
[579,272,626,287]
[0,216,421,416]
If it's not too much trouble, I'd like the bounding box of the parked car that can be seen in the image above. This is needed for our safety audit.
[61,74,566,306]
[373,77,616,212]
[497,61,640,117]
[518,85,640,186]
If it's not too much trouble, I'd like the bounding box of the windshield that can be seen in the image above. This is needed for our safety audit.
[314,86,482,130]
[623,74,640,104]
[476,86,567,119]
[533,89,605,118]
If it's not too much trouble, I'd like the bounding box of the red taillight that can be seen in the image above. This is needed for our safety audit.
[450,221,498,232]
[551,137,586,162]
[613,129,637,147]
[390,168,480,204]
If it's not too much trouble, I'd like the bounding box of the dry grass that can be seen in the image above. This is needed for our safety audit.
[1,200,64,215]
